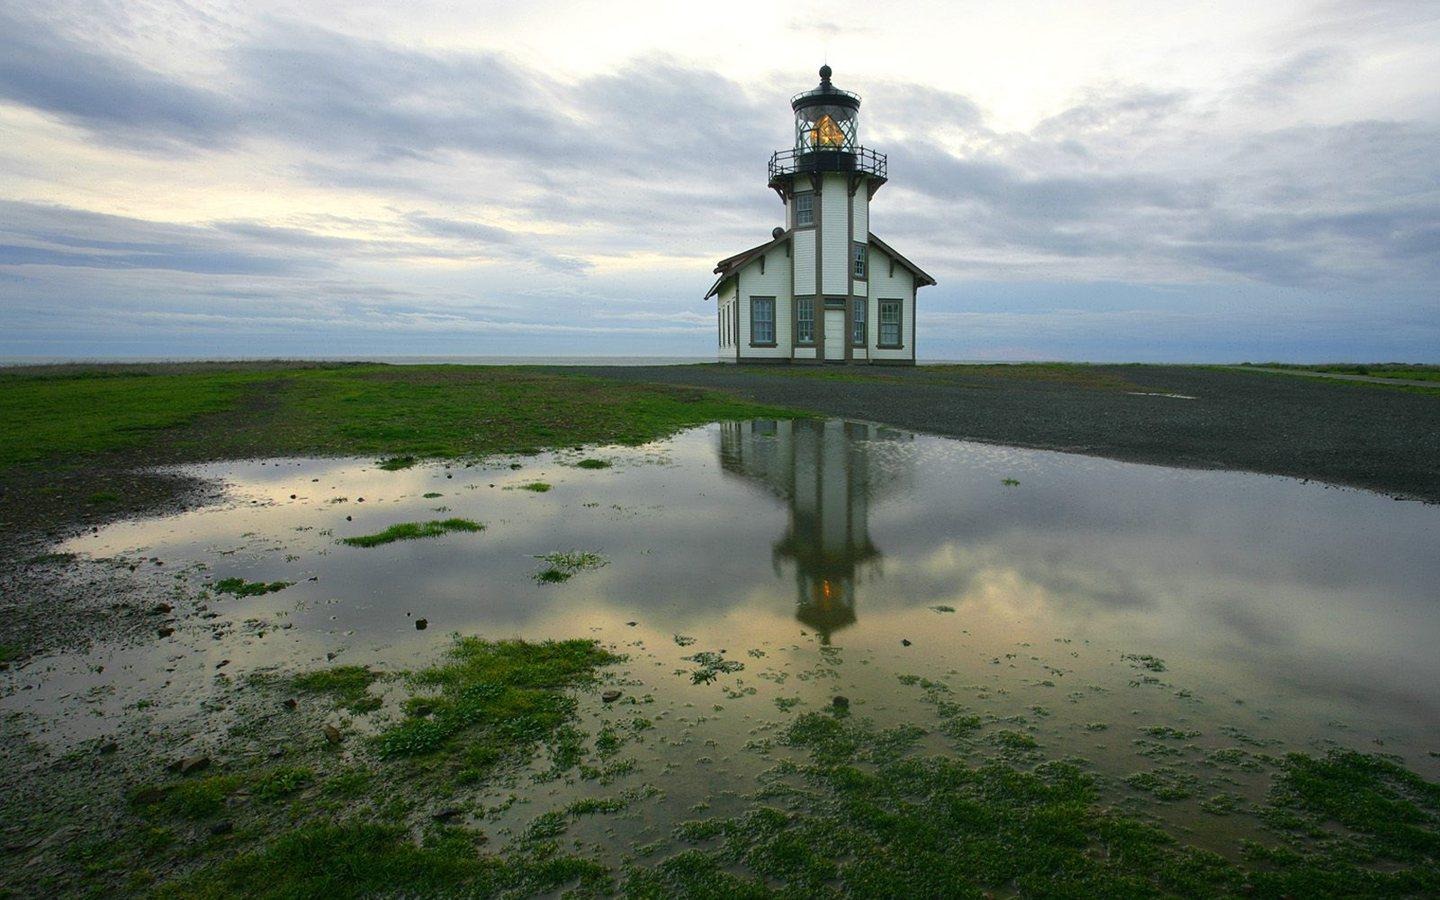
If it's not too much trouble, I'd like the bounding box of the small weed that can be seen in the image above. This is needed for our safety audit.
[422,492,443,499]
[377,456,417,470]
[519,482,551,492]
[532,550,607,584]
[575,459,612,469]
[1001,478,1020,486]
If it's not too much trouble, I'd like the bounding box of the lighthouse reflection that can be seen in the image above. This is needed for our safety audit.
[719,419,914,642]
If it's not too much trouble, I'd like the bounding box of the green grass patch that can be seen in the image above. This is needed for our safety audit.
[339,518,484,548]
[131,775,245,821]
[376,456,416,470]
[518,481,551,493]
[575,458,612,469]
[374,637,620,761]
[213,578,294,597]
[422,492,443,498]
[532,550,607,584]
[290,665,382,713]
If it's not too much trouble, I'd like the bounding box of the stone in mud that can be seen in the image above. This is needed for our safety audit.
[151,603,173,615]
[171,754,210,775]
[432,808,462,822]
[415,618,428,630]
[602,690,622,703]
[283,698,298,710]
[626,621,638,627]
[901,639,912,646]
[157,626,175,638]
[323,724,342,745]
[98,741,119,755]
[209,820,234,836]
[832,696,850,710]
[215,660,229,669]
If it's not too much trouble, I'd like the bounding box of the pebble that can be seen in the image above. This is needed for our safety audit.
[415,618,428,630]
[832,696,850,710]
[323,724,342,745]
[601,690,622,703]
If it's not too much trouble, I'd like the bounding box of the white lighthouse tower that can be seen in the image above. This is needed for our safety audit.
[706,65,935,365]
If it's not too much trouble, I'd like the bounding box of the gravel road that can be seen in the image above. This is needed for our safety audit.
[556,364,1440,502]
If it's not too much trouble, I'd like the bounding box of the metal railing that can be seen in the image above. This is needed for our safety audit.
[768,146,888,182]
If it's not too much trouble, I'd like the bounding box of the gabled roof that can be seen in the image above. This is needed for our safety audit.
[703,228,935,299]
[868,232,937,287]
[704,230,791,299]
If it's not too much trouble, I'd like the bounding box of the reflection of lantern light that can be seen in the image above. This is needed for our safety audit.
[811,115,845,148]
[821,579,833,602]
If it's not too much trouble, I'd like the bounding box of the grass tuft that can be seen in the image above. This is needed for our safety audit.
[213,578,293,597]
[340,518,484,548]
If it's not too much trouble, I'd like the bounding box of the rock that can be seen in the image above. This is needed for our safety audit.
[432,808,462,822]
[626,621,638,627]
[323,724,342,745]
[356,497,365,503]
[346,515,352,521]
[156,626,175,638]
[832,696,850,710]
[171,754,210,775]
[98,741,119,755]
[268,746,285,759]
[289,494,296,499]
[151,603,173,615]
[901,639,912,646]
[326,652,337,661]
[601,690,622,703]
[283,698,298,710]
[215,660,230,670]
[415,618,428,630]
[209,820,234,836]
[413,704,433,717]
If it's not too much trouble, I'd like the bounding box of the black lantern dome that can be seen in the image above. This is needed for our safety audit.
[769,66,887,189]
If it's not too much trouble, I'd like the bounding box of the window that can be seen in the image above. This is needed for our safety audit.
[750,296,776,345]
[852,242,867,279]
[851,299,866,346]
[795,193,814,227]
[796,297,815,344]
[878,299,902,347]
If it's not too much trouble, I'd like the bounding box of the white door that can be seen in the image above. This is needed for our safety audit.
[823,309,845,361]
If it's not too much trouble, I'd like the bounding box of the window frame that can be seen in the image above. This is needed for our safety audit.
[852,242,868,280]
[795,296,815,345]
[850,298,866,347]
[877,298,903,349]
[749,296,777,347]
[794,192,815,227]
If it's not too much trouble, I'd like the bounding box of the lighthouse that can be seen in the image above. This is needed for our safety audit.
[706,65,936,364]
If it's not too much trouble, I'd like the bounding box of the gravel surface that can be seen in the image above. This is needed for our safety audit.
[556,364,1440,502]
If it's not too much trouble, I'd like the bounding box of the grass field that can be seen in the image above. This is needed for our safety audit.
[0,363,800,472]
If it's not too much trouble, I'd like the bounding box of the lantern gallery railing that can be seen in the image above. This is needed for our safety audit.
[767,146,888,182]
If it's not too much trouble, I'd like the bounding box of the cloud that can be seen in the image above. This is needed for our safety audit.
[0,3,1436,360]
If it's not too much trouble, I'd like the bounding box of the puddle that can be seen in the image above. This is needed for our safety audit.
[8,418,1440,858]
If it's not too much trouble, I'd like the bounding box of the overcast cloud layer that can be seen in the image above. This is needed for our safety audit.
[1,1,1436,361]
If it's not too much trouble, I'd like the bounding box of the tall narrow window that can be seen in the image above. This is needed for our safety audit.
[796,297,815,344]
[751,296,776,345]
[794,193,814,227]
[852,242,868,279]
[878,299,902,347]
[851,300,866,346]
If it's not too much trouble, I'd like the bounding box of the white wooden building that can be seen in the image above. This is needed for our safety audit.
[706,65,935,364]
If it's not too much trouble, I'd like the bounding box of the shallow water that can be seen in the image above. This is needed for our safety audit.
[13,418,1440,853]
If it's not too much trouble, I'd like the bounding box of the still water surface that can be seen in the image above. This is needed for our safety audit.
[18,419,1440,850]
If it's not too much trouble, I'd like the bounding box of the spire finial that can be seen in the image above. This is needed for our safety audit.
[819,64,832,84]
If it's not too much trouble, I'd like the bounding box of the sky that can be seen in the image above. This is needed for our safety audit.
[0,0,1436,362]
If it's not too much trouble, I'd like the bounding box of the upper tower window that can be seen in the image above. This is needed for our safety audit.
[795,193,814,226]
[852,242,868,279]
